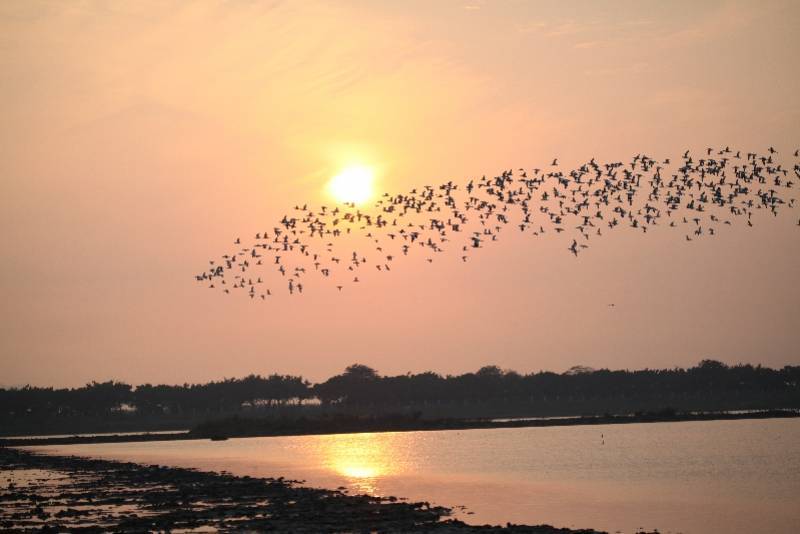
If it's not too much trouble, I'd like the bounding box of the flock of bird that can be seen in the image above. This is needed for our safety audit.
[196,147,799,299]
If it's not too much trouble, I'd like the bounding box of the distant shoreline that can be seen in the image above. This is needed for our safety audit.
[3,408,797,448]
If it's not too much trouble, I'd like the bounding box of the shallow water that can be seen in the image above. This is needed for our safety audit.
[27,418,800,534]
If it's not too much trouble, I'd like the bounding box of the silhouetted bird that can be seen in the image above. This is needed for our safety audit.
[197,147,799,298]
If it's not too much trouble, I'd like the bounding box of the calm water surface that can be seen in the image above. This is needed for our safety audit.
[29,419,800,534]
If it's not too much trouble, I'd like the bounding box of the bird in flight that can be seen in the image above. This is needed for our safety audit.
[197,147,799,299]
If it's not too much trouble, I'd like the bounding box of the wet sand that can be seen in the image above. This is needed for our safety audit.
[1,448,614,533]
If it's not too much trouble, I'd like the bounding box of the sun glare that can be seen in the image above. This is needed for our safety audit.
[327,165,375,205]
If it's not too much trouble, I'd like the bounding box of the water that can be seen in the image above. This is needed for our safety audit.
[27,418,800,533]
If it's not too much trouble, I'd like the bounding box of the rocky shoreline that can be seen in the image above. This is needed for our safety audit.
[0,448,618,533]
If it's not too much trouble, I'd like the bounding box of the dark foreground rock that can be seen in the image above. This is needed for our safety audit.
[0,448,610,533]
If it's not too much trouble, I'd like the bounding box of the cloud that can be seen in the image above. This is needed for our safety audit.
[573,40,602,50]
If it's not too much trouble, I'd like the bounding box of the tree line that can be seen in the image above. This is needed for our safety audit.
[2,360,799,420]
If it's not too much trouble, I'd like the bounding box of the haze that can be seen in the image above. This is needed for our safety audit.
[1,0,799,387]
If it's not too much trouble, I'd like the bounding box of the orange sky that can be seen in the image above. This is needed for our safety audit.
[1,0,799,387]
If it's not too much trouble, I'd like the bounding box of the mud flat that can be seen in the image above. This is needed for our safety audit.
[0,448,624,533]
[3,408,797,447]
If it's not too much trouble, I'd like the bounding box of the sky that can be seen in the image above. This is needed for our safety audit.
[1,0,799,387]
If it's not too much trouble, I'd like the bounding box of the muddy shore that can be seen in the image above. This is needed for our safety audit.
[0,448,618,533]
[2,408,797,447]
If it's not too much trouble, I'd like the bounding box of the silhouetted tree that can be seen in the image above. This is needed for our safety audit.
[2,361,798,423]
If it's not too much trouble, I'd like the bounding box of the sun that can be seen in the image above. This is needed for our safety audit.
[327,165,375,205]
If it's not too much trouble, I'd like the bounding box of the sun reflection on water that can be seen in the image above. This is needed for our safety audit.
[319,432,398,494]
